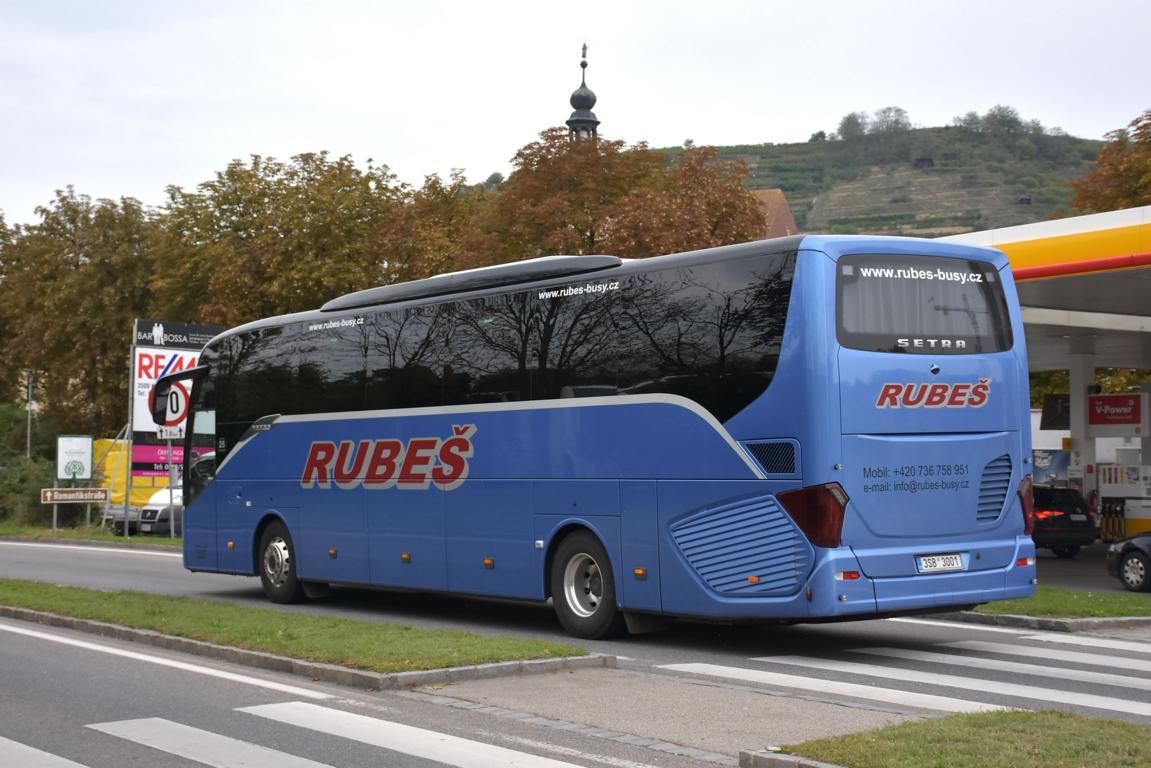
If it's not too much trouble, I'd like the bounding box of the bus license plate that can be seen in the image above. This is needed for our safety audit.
[917,553,964,573]
[140,524,152,532]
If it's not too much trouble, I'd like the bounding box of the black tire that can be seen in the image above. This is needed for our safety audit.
[1050,545,1080,559]
[1119,550,1151,593]
[258,521,305,603]
[550,531,627,640]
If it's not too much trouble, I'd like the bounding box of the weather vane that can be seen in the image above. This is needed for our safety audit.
[582,43,587,59]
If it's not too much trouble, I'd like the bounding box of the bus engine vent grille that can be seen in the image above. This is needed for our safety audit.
[743,441,797,475]
[977,454,1013,522]
[670,496,812,595]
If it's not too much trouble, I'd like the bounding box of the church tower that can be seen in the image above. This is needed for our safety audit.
[566,44,599,139]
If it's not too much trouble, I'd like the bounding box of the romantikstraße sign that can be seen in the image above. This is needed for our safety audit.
[40,488,110,504]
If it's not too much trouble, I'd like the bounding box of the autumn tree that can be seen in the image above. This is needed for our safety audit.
[459,128,664,268]
[608,146,766,257]
[0,190,157,434]
[1071,109,1151,213]
[460,129,764,268]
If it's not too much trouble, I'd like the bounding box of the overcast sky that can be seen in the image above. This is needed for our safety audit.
[2,0,1147,226]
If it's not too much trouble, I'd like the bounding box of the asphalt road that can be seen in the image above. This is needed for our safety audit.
[0,617,709,768]
[3,538,1151,764]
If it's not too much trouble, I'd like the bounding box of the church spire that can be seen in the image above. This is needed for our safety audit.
[566,44,599,139]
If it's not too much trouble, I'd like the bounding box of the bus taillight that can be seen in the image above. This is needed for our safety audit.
[778,483,850,548]
[1018,475,1035,535]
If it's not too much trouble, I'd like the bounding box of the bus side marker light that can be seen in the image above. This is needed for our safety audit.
[1016,556,1035,567]
[747,575,760,583]
[805,587,813,601]
[226,541,235,550]
[835,571,861,581]
[483,558,495,569]
[328,548,338,559]
[401,552,411,564]
[633,568,647,580]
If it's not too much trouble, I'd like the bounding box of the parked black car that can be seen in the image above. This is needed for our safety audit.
[1108,534,1151,592]
[1031,485,1097,558]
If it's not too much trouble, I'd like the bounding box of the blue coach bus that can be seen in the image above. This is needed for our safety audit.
[153,235,1037,639]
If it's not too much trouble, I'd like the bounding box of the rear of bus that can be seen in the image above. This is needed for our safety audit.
[805,236,1035,616]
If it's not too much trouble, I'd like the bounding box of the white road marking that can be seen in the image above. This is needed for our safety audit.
[240,701,592,768]
[0,620,332,700]
[657,662,1003,713]
[475,731,663,768]
[0,736,91,767]
[0,541,181,558]
[948,640,1151,673]
[754,654,1151,716]
[1023,633,1151,655]
[887,617,1030,634]
[857,646,1151,691]
[88,718,333,767]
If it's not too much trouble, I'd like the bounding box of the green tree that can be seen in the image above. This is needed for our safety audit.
[152,153,407,327]
[0,189,156,434]
[836,112,869,141]
[379,170,488,281]
[1071,109,1151,212]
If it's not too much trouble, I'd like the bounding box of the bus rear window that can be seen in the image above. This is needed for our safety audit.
[836,253,1013,354]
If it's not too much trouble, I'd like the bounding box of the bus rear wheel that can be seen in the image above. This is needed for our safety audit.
[550,531,626,640]
[259,521,305,604]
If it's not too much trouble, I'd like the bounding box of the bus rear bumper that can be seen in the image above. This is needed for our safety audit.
[864,535,1037,614]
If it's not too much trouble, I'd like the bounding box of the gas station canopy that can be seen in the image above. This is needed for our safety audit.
[944,205,1151,371]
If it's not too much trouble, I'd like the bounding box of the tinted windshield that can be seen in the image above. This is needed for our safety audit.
[837,253,1013,355]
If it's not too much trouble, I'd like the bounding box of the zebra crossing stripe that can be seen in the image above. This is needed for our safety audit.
[948,640,1151,673]
[0,736,91,768]
[1023,633,1151,655]
[857,646,1151,692]
[754,655,1151,716]
[657,662,1004,713]
[240,701,593,768]
[87,718,334,768]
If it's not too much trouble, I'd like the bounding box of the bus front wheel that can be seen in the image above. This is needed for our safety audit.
[550,531,626,640]
[259,521,305,604]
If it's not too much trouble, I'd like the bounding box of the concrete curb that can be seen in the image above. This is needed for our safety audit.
[930,610,1151,632]
[739,749,848,768]
[0,606,615,690]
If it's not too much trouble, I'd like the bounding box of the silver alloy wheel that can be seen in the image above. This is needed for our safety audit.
[563,552,603,618]
[1123,554,1146,589]
[264,536,291,587]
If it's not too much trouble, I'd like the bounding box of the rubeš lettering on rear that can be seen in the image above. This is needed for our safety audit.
[300,424,477,491]
[875,379,990,408]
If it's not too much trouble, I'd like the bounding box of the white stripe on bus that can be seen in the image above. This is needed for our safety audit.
[218,393,766,480]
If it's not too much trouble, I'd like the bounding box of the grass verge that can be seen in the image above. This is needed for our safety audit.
[0,522,181,548]
[0,578,584,673]
[974,584,1151,619]
[786,710,1151,768]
